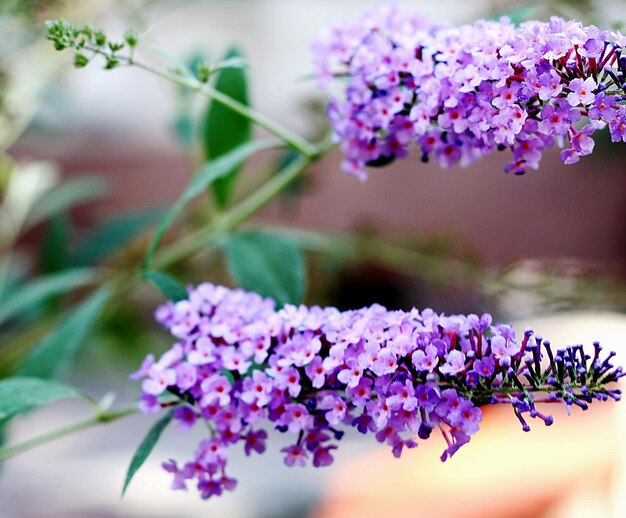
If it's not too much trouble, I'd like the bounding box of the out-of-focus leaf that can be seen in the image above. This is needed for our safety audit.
[143,138,280,269]
[202,46,252,208]
[0,155,12,190]
[226,231,306,307]
[212,56,250,73]
[172,115,196,148]
[26,176,108,228]
[71,208,163,266]
[40,214,69,274]
[0,268,96,327]
[0,377,84,422]
[142,271,187,302]
[18,287,110,379]
[121,410,173,497]
[171,52,208,148]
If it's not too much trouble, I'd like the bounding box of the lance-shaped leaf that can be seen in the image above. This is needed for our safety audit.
[40,214,70,274]
[26,176,108,228]
[19,287,110,379]
[122,410,173,497]
[0,268,96,327]
[143,138,280,269]
[0,377,85,421]
[226,231,306,307]
[143,271,188,302]
[71,207,163,266]
[202,46,252,208]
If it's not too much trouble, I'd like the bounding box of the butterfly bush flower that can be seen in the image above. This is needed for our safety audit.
[132,283,624,500]
[312,6,626,178]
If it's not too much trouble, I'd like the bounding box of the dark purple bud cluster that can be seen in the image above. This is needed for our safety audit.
[131,283,623,500]
[312,5,626,178]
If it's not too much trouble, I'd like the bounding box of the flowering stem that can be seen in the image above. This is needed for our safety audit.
[82,45,319,158]
[0,405,138,462]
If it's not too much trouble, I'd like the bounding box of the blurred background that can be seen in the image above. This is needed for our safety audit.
[1,0,625,517]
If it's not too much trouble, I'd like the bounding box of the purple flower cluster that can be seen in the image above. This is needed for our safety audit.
[312,6,626,178]
[132,282,623,500]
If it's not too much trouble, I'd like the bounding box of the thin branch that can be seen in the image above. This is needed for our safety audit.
[0,405,138,462]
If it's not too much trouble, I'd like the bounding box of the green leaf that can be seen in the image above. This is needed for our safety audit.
[0,268,96,327]
[19,288,110,379]
[40,214,70,274]
[122,410,173,497]
[143,138,280,269]
[0,377,83,421]
[71,208,163,266]
[142,271,187,302]
[202,46,252,208]
[26,176,108,228]
[212,56,250,73]
[172,114,196,148]
[226,231,306,307]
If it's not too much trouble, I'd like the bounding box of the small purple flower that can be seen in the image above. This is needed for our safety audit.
[337,357,364,388]
[313,445,338,467]
[609,107,626,142]
[352,413,377,434]
[570,124,596,155]
[241,370,273,407]
[491,335,520,367]
[538,104,571,135]
[320,394,348,425]
[142,366,176,396]
[220,346,251,375]
[219,475,237,492]
[415,382,440,411]
[175,362,197,391]
[346,377,373,406]
[197,438,227,465]
[200,374,232,407]
[567,77,597,106]
[173,406,197,432]
[588,92,618,122]
[450,400,482,436]
[370,347,397,376]
[129,354,154,380]
[386,380,418,411]
[162,459,187,491]
[435,388,460,418]
[412,344,439,372]
[187,337,216,365]
[304,356,326,388]
[391,437,418,459]
[282,403,313,433]
[138,393,160,414]
[243,429,268,456]
[281,444,308,467]
[198,479,222,499]
[439,350,466,376]
[473,357,495,378]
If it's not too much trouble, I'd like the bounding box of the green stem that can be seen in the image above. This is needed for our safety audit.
[0,405,138,462]
[154,153,314,269]
[84,45,318,158]
[154,136,337,269]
